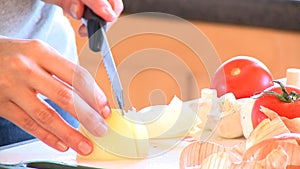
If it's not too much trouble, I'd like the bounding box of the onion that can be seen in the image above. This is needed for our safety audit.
[179,107,300,169]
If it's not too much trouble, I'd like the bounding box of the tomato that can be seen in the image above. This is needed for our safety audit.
[252,81,300,128]
[211,56,274,99]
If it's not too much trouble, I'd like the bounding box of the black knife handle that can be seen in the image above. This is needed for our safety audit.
[82,7,107,52]
[26,161,104,169]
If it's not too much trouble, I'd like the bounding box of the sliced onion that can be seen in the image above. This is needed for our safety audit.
[232,146,288,169]
[243,135,300,166]
[246,117,292,149]
[179,106,300,168]
[180,141,244,169]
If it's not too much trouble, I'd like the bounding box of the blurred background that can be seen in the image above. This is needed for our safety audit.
[67,0,300,110]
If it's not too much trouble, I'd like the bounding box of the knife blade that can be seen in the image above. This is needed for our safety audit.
[82,7,124,114]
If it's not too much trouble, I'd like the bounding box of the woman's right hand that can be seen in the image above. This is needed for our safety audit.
[0,37,111,155]
[43,0,124,36]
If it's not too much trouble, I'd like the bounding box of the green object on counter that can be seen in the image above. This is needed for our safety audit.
[0,161,104,169]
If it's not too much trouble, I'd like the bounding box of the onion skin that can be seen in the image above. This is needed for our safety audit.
[179,107,300,169]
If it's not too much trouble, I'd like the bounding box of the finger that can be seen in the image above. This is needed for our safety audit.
[42,0,65,7]
[14,55,109,136]
[69,0,85,19]
[6,86,94,155]
[72,90,109,136]
[78,23,88,37]
[43,0,122,21]
[107,0,124,16]
[36,75,109,137]
[43,0,85,19]
[82,0,117,22]
[26,40,111,119]
[72,67,111,119]
[55,64,111,119]
[1,101,69,152]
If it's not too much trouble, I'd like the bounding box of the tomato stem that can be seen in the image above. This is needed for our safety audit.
[263,81,300,103]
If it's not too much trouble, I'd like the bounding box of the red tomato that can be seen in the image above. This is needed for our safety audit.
[211,56,274,98]
[251,83,300,128]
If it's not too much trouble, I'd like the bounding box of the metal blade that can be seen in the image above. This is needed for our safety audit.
[98,27,124,112]
[82,7,124,113]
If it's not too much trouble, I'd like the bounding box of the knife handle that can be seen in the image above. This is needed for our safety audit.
[82,7,107,52]
[25,161,104,169]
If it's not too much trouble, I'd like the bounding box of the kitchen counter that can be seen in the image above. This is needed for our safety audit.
[1,139,183,169]
[123,0,300,31]
[0,137,244,169]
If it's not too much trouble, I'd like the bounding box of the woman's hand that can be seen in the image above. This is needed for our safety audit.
[0,37,111,155]
[43,0,124,36]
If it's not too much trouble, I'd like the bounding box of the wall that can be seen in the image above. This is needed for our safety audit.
[67,15,300,110]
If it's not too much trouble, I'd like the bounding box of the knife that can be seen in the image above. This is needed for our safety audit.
[0,161,104,169]
[82,7,124,114]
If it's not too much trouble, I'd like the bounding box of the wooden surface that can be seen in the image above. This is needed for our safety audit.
[67,14,300,110]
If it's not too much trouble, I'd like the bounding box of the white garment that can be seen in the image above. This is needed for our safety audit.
[0,0,78,63]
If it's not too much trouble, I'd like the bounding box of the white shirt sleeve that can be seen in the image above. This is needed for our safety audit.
[0,0,78,63]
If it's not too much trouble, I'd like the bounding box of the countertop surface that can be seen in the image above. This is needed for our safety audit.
[0,138,244,169]
[123,0,300,31]
[1,139,182,169]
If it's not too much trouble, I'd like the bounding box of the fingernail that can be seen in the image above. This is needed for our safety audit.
[78,24,88,37]
[57,141,68,151]
[103,6,117,21]
[93,121,108,137]
[102,105,111,119]
[78,140,92,155]
[70,1,79,18]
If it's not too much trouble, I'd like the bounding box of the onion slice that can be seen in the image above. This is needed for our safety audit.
[179,106,300,169]
[180,141,244,169]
